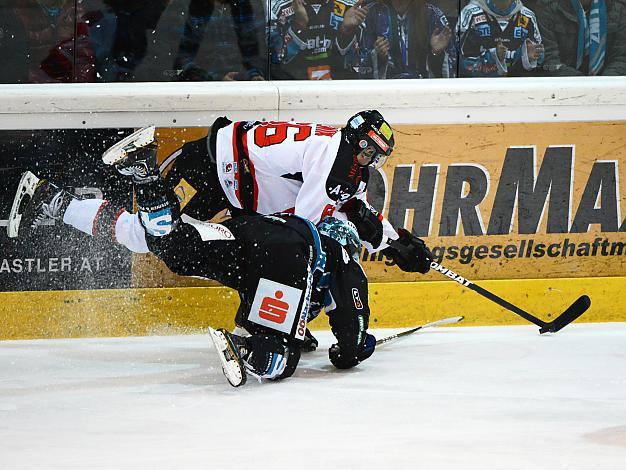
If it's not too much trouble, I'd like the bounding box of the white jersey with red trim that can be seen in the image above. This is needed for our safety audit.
[215,120,397,252]
[216,120,343,223]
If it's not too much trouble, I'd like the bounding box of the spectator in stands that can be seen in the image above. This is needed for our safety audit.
[11,0,96,82]
[172,0,267,81]
[536,0,626,76]
[458,0,544,77]
[269,0,368,80]
[357,0,456,79]
[103,0,170,81]
[0,3,29,83]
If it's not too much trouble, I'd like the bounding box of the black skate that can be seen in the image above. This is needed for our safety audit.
[208,327,249,387]
[7,171,72,238]
[301,328,319,353]
[102,126,159,184]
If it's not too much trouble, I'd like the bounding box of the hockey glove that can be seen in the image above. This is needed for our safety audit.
[329,333,376,369]
[382,228,433,273]
[339,198,383,248]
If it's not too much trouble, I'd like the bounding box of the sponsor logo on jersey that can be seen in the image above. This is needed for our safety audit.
[352,288,363,309]
[304,35,332,51]
[223,162,238,173]
[308,65,332,80]
[333,1,346,16]
[249,279,302,335]
[311,3,322,14]
[330,13,343,29]
[328,184,352,201]
[517,15,529,28]
[476,24,491,37]
[174,178,197,210]
[473,14,487,25]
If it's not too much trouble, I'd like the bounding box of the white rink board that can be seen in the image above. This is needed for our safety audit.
[1,323,626,469]
[1,77,625,129]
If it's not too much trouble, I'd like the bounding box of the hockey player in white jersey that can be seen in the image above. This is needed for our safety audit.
[8,110,432,276]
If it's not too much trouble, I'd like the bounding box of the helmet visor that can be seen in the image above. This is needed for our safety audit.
[359,145,389,169]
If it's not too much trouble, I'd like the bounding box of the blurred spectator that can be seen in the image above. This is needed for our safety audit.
[10,0,96,82]
[103,0,170,81]
[458,0,543,77]
[537,0,626,76]
[173,0,267,81]
[269,0,368,80]
[356,0,456,79]
[0,3,29,83]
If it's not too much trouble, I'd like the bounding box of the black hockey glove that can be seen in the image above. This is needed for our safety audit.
[329,333,376,369]
[339,198,383,248]
[382,228,433,273]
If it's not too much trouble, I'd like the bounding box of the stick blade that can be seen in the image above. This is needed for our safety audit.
[539,295,591,334]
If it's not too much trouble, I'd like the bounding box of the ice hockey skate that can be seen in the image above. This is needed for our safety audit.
[7,171,72,238]
[208,327,248,387]
[102,125,159,184]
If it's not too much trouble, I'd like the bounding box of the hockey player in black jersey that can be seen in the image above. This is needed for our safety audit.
[8,167,384,387]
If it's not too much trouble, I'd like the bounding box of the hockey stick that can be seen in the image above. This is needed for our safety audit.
[376,316,464,346]
[430,262,590,334]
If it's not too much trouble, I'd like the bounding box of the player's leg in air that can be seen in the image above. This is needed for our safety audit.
[7,126,227,253]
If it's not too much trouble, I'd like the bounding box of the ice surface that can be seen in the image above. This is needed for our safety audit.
[1,324,626,469]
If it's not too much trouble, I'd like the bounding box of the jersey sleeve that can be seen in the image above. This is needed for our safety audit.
[351,188,399,253]
[293,132,343,224]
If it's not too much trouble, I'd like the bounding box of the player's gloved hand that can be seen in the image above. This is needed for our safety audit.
[339,198,383,248]
[382,228,433,273]
[329,333,376,369]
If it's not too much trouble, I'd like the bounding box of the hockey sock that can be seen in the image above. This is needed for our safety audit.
[62,198,108,236]
[135,179,179,237]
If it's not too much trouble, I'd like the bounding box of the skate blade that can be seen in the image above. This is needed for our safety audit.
[208,327,247,387]
[102,126,156,166]
[7,171,40,238]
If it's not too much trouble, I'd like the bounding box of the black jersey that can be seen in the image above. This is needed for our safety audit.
[146,212,370,351]
[458,2,542,77]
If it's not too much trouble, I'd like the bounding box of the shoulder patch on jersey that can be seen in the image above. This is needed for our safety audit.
[520,6,537,19]
[271,0,294,19]
[460,6,484,30]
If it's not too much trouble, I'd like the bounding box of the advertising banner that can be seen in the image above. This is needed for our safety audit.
[363,121,626,282]
[0,129,135,291]
[144,122,626,286]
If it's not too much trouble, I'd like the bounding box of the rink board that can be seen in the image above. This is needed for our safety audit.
[1,78,625,339]
[0,276,622,340]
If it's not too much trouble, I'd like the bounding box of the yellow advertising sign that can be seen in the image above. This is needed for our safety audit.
[363,121,626,282]
[145,122,626,285]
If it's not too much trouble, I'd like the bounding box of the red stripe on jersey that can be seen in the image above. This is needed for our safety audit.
[92,200,110,236]
[241,128,259,211]
[112,207,126,243]
[232,122,242,206]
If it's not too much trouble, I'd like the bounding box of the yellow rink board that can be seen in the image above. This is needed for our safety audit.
[0,276,622,340]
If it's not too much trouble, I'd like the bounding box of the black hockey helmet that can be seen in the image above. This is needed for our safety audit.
[318,216,361,263]
[345,110,395,169]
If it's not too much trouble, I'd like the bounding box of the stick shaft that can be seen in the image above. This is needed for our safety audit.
[430,262,589,333]
[376,316,464,346]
